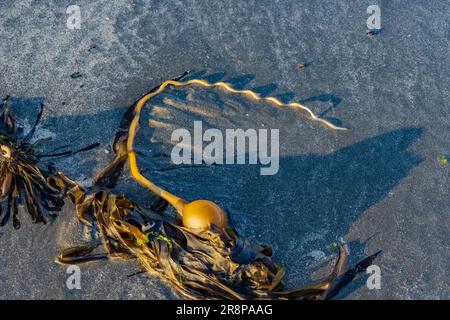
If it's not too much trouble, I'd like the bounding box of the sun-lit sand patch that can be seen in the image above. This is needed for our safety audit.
[150,105,173,119]
[162,97,217,118]
[148,118,173,129]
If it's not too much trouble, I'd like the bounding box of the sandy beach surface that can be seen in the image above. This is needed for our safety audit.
[0,1,449,299]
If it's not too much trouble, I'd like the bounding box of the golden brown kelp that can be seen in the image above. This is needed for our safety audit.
[56,180,379,300]
[56,73,379,299]
[0,97,98,228]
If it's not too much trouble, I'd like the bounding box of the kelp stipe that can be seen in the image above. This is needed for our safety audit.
[124,72,347,231]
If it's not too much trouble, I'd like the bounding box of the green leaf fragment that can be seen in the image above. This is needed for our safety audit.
[136,230,173,249]
[438,155,448,166]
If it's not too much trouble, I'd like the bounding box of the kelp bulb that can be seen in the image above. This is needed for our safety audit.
[0,145,12,158]
[182,200,227,230]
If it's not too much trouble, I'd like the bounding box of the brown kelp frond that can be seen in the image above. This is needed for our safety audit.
[324,249,382,299]
[93,135,128,189]
[57,243,109,264]
[57,180,377,299]
[0,98,63,228]
[0,97,98,228]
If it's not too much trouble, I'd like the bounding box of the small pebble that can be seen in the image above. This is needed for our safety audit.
[70,72,82,79]
[88,44,97,52]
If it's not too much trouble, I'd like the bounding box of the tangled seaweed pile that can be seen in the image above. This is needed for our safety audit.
[1,74,380,300]
[0,98,97,228]
[56,184,379,299]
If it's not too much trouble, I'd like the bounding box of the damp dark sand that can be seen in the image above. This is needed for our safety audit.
[0,1,449,299]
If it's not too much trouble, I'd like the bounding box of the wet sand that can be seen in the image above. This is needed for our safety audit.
[0,1,449,299]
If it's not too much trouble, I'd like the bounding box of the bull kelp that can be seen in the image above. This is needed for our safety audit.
[56,175,379,299]
[0,97,98,228]
[56,73,380,299]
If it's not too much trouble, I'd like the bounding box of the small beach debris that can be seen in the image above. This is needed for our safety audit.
[70,72,83,79]
[329,242,338,249]
[298,60,312,70]
[438,155,448,166]
[88,43,97,52]
[366,29,382,37]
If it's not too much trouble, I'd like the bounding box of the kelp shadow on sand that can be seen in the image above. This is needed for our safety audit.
[154,126,422,295]
[250,127,423,240]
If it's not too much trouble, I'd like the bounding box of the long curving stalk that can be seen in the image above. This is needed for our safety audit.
[126,75,347,228]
